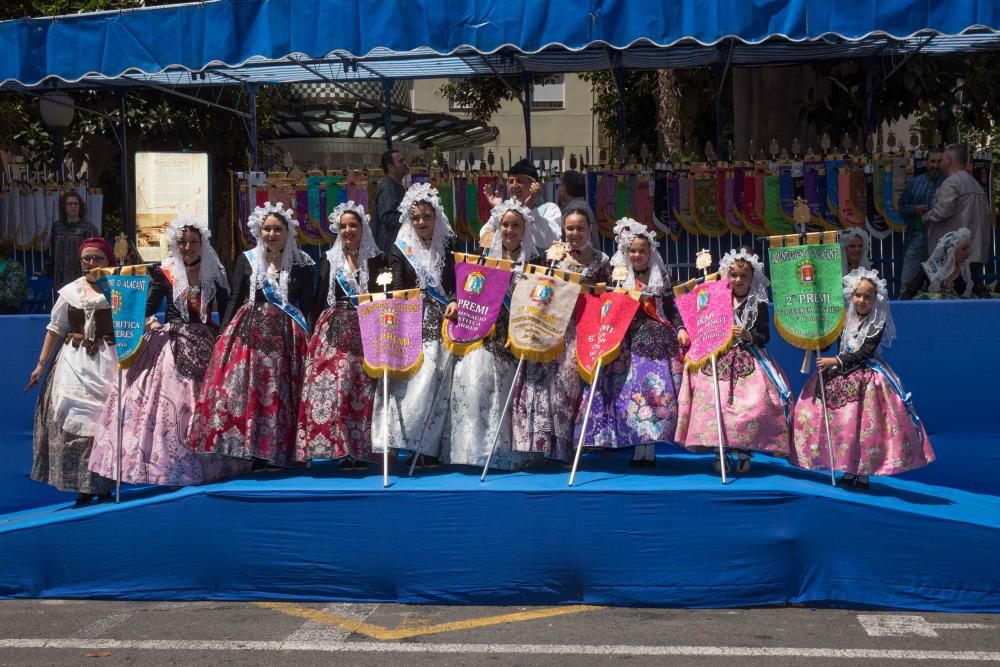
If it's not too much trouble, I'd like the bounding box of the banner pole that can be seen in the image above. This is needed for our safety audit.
[800,348,812,374]
[382,369,389,489]
[710,354,728,485]
[568,358,602,487]
[817,370,838,487]
[115,368,123,504]
[408,354,456,477]
[481,358,524,482]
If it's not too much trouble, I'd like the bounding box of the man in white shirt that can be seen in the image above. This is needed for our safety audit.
[483,159,562,250]
[923,143,992,297]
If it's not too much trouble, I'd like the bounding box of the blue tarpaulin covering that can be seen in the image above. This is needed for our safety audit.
[1,0,999,90]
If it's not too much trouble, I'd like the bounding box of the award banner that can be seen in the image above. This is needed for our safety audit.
[93,265,150,368]
[506,265,582,363]
[674,277,735,368]
[443,253,515,356]
[767,235,845,350]
[358,288,424,379]
[575,287,641,383]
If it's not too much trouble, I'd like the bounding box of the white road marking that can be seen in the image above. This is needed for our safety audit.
[284,603,379,642]
[858,615,994,638]
[0,638,998,660]
[76,611,134,639]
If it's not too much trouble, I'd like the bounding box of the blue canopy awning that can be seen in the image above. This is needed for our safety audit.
[1,0,999,91]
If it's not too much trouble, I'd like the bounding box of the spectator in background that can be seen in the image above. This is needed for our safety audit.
[923,144,991,298]
[898,149,944,289]
[48,191,97,291]
[0,238,28,313]
[558,170,599,246]
[483,159,563,249]
[373,149,409,255]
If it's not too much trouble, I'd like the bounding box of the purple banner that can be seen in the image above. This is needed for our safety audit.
[358,289,424,379]
[443,256,514,355]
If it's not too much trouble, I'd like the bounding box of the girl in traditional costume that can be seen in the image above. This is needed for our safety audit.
[900,228,973,300]
[88,217,248,486]
[371,183,457,468]
[841,227,872,274]
[441,199,541,470]
[27,238,116,505]
[574,218,689,468]
[794,268,935,489]
[675,248,793,472]
[296,202,383,469]
[190,202,315,467]
[510,207,610,463]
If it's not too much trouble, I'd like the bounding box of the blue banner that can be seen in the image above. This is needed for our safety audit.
[95,268,150,368]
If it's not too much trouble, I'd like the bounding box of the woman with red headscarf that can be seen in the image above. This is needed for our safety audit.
[26,237,117,505]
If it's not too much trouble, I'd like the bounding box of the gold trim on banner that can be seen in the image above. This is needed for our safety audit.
[357,288,421,303]
[765,231,840,247]
[671,272,719,298]
[522,263,584,284]
[683,329,736,371]
[363,351,425,381]
[507,337,565,363]
[441,320,496,356]
[774,310,846,351]
[454,252,515,272]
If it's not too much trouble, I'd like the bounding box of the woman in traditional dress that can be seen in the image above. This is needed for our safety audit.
[574,218,690,468]
[296,202,383,470]
[88,216,248,486]
[190,202,315,467]
[27,237,116,505]
[793,268,935,490]
[441,199,542,471]
[900,228,973,300]
[841,227,872,274]
[371,183,457,468]
[510,207,610,463]
[675,248,794,473]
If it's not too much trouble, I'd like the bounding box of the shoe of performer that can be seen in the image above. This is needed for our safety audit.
[337,458,354,471]
[837,473,857,489]
[643,458,656,469]
[97,492,113,503]
[629,458,642,468]
[352,459,369,471]
[736,450,752,473]
[854,475,870,491]
[73,493,93,507]
[422,455,440,469]
[712,453,731,474]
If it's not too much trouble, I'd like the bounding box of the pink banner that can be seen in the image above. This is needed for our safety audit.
[675,279,734,367]
[358,289,424,379]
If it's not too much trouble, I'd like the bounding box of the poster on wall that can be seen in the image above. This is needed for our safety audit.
[134,151,210,262]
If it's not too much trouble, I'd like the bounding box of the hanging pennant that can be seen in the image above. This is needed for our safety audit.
[767,233,845,350]
[652,169,679,240]
[672,168,701,236]
[690,169,727,237]
[442,253,515,356]
[837,166,865,227]
[506,264,582,363]
[741,170,768,235]
[575,285,642,383]
[864,163,891,239]
[763,173,794,234]
[358,288,425,380]
[673,276,735,369]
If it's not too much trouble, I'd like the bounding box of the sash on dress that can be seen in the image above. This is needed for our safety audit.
[395,240,450,307]
[244,250,310,334]
[334,269,362,307]
[865,359,922,427]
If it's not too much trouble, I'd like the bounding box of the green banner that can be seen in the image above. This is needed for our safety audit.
[767,242,845,350]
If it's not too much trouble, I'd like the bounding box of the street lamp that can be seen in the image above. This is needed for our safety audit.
[39,91,75,178]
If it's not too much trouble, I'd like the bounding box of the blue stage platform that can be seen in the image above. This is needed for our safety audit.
[0,301,998,609]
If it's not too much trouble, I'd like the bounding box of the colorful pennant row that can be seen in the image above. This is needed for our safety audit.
[235,153,995,247]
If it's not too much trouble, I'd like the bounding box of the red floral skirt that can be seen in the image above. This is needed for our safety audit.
[190,302,308,467]
[295,305,376,461]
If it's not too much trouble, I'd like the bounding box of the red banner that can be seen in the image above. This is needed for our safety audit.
[575,287,641,384]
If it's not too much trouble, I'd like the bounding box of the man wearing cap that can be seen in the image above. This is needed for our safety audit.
[484,159,562,248]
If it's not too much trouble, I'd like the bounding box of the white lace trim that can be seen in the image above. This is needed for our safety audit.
[484,198,538,264]
[395,183,454,290]
[610,217,668,294]
[326,201,380,305]
[246,201,314,307]
[841,267,896,351]
[719,248,769,330]
[924,228,973,297]
[163,215,227,323]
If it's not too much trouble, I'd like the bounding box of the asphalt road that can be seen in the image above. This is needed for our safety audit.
[0,601,998,665]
